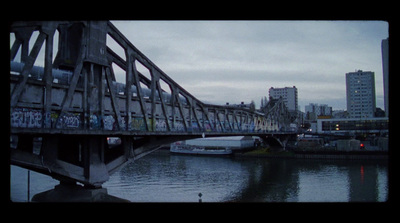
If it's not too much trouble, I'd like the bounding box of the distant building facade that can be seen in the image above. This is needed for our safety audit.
[316,117,388,134]
[332,109,348,119]
[381,38,389,117]
[305,103,332,121]
[346,70,376,118]
[269,86,298,112]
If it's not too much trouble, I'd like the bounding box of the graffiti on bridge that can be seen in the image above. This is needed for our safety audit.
[11,109,280,133]
[11,108,81,129]
[11,108,42,128]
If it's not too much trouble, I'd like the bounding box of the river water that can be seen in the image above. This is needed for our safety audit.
[10,150,389,202]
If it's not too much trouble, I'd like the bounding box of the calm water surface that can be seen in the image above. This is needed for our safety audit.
[10,150,389,202]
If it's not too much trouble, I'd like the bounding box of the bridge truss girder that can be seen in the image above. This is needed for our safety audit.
[10,21,294,186]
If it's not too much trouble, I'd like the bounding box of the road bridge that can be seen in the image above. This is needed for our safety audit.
[10,21,296,187]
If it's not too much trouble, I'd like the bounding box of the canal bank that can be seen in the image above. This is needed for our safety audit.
[234,148,389,160]
[233,136,389,160]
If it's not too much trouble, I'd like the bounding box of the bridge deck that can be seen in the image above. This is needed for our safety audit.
[10,127,295,136]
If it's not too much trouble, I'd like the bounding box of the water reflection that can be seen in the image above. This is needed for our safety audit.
[11,151,388,202]
[104,152,388,202]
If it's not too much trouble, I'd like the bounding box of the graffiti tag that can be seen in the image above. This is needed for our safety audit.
[11,108,42,128]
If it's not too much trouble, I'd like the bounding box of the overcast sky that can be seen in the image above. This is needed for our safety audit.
[109,20,388,112]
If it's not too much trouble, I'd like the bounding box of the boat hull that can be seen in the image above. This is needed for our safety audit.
[170,145,232,156]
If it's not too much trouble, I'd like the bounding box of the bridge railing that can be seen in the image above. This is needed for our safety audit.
[10,21,292,135]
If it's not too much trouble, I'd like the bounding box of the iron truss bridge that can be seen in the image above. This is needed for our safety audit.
[10,21,295,187]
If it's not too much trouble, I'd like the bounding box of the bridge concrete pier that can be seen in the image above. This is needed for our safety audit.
[11,134,115,187]
[261,134,297,150]
[11,133,200,187]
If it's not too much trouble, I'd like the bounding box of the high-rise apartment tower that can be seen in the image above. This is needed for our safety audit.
[346,70,376,118]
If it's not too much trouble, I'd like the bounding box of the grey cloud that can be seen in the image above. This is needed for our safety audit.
[111,20,388,110]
